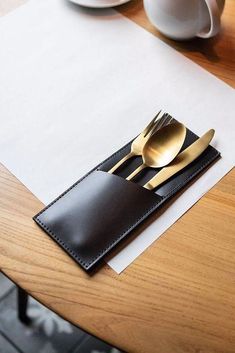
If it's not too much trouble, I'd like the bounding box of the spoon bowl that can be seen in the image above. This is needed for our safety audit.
[126,122,186,181]
[144,122,186,167]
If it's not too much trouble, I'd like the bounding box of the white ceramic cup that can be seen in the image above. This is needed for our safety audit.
[144,0,225,40]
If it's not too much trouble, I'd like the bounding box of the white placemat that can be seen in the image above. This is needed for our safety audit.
[0,0,234,273]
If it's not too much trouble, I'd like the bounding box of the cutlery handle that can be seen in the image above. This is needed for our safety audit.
[126,163,146,181]
[144,168,172,190]
[108,151,135,174]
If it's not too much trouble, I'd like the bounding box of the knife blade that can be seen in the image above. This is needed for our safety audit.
[144,129,215,190]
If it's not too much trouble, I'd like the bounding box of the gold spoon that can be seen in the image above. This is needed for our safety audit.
[126,122,186,181]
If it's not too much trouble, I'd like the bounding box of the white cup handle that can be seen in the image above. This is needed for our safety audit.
[197,0,221,38]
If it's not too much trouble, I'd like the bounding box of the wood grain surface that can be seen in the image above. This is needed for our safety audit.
[0,1,235,353]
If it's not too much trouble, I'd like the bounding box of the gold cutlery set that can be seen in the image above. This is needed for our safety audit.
[109,111,215,191]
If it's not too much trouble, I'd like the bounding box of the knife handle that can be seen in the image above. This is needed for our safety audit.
[144,155,186,190]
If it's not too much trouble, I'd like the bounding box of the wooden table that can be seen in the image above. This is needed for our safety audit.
[0,1,234,352]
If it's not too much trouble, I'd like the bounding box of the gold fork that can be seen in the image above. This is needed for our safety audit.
[108,111,172,174]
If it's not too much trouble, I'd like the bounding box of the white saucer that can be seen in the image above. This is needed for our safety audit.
[69,0,131,8]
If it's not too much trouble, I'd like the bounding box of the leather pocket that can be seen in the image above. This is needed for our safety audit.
[34,121,220,272]
[34,171,162,271]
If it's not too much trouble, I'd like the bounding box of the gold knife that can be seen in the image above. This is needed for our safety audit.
[144,129,215,190]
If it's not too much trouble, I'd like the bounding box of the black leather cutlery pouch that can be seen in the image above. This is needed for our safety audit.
[34,127,220,272]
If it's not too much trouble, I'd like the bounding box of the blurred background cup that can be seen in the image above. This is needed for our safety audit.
[144,0,225,40]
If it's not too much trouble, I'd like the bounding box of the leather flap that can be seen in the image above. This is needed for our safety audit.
[34,171,162,271]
